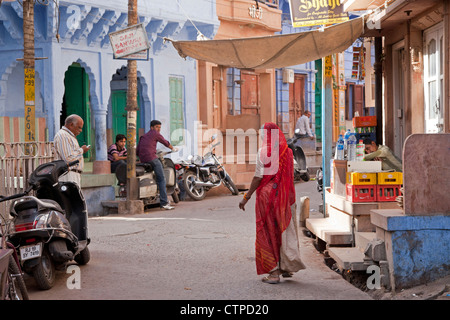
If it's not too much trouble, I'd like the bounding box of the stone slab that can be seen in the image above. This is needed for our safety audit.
[370,209,450,231]
[327,247,367,271]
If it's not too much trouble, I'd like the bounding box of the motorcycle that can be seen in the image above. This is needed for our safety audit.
[115,150,180,206]
[3,159,90,290]
[181,135,239,201]
[286,129,310,182]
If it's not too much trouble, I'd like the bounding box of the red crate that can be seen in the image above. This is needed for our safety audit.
[346,184,377,203]
[376,185,402,202]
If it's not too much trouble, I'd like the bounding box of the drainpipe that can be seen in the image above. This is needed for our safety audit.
[375,37,383,145]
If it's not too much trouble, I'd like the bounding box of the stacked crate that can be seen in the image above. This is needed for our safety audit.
[346,172,377,202]
[353,116,377,143]
[376,172,403,202]
[346,171,403,202]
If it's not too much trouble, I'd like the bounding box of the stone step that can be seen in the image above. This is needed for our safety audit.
[101,200,125,215]
[327,247,367,271]
[355,232,377,252]
[305,217,352,246]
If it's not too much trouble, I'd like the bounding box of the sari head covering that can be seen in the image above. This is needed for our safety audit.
[254,122,296,275]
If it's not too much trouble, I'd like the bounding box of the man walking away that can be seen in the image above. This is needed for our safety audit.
[53,114,90,186]
[137,120,176,210]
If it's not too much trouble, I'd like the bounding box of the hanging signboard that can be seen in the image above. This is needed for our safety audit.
[116,49,149,61]
[288,0,349,28]
[109,23,150,59]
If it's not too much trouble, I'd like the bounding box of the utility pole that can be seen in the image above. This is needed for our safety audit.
[23,0,35,146]
[120,0,143,215]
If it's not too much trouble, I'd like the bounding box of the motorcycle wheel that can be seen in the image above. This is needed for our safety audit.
[6,256,29,300]
[183,172,207,201]
[74,246,90,265]
[33,248,55,290]
[223,175,239,195]
[300,171,310,182]
[172,189,180,203]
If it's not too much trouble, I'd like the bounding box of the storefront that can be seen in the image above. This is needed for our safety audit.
[196,0,282,189]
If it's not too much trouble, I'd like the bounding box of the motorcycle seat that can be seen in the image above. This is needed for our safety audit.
[136,163,153,174]
[12,197,63,214]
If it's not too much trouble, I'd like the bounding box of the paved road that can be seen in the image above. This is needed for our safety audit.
[26,181,372,300]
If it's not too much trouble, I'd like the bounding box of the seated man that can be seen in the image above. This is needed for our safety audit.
[137,120,176,210]
[363,138,402,172]
[108,134,127,173]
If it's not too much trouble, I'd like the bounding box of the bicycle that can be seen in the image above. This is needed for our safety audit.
[0,197,29,300]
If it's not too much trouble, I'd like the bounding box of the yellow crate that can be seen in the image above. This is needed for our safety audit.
[377,172,403,185]
[346,172,377,185]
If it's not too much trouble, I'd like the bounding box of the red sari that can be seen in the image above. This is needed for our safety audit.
[254,123,296,275]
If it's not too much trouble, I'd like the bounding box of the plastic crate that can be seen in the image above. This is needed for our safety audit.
[376,185,402,202]
[353,116,377,128]
[346,172,377,185]
[346,184,377,203]
[377,172,403,185]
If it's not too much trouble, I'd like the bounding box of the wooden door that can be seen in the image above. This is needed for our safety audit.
[240,71,259,115]
[62,64,92,160]
[354,84,364,117]
[111,90,141,142]
[169,76,185,146]
[289,74,305,137]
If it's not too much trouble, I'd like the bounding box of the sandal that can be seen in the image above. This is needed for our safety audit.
[281,271,294,278]
[261,274,280,284]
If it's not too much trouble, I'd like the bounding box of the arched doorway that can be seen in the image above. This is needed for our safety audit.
[61,63,94,161]
[109,66,142,144]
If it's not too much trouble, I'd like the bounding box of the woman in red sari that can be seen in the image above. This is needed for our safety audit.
[239,122,305,283]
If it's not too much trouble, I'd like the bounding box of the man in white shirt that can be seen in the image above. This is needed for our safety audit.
[53,114,90,186]
[295,110,314,140]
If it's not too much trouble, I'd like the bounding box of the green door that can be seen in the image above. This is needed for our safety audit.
[169,77,184,146]
[111,90,140,142]
[63,64,92,160]
[314,59,322,142]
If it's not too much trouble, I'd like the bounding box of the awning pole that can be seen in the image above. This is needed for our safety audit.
[322,55,333,216]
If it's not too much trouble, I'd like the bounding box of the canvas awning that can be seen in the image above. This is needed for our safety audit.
[166,16,365,69]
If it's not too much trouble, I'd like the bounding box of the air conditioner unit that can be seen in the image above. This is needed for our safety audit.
[282,68,294,83]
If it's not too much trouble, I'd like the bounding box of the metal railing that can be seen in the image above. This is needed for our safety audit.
[259,0,279,9]
[0,142,56,218]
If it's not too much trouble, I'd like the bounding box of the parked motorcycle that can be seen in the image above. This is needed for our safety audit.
[181,135,239,201]
[286,129,310,182]
[115,150,180,206]
[3,159,90,290]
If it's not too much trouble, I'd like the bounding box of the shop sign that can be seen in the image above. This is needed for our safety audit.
[109,24,150,59]
[288,0,349,28]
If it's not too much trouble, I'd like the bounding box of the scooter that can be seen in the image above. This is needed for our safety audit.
[4,159,90,290]
[115,150,180,206]
[181,135,239,201]
[286,129,310,182]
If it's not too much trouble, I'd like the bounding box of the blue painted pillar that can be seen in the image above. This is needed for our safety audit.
[321,55,333,210]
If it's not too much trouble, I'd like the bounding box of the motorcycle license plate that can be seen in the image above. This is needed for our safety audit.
[20,243,42,261]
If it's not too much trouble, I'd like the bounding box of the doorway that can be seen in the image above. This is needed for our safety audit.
[392,40,406,158]
[289,74,306,137]
[424,23,444,133]
[61,63,93,160]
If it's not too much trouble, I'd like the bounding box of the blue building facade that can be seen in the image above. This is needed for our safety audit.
[0,0,219,164]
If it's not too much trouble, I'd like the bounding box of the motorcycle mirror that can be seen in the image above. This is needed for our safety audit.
[211,134,217,142]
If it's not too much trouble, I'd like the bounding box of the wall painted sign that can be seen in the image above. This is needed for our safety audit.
[24,68,35,142]
[109,23,150,59]
[288,0,349,27]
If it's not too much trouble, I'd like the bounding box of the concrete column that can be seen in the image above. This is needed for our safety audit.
[92,108,110,174]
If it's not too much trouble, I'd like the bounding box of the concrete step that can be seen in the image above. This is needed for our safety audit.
[327,247,367,271]
[305,217,352,246]
[355,232,376,252]
[101,200,125,215]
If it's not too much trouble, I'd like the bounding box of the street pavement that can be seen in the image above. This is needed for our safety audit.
[26,181,372,300]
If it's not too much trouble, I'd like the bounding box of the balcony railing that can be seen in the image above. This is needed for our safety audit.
[258,0,279,9]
